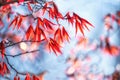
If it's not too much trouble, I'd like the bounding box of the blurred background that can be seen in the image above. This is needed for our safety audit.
[0,0,120,80]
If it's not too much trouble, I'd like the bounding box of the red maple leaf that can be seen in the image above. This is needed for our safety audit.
[75,19,84,35]
[65,12,74,25]
[62,27,70,42]
[34,25,46,41]
[9,16,18,30]
[37,18,44,27]
[25,73,31,80]
[43,18,55,30]
[54,28,63,43]
[103,37,120,56]
[48,38,62,55]
[27,3,33,11]
[25,25,35,40]
[73,13,93,35]
[32,75,39,80]
[0,62,4,76]
[17,16,23,29]
[0,41,5,59]
[0,62,10,76]
[14,76,20,80]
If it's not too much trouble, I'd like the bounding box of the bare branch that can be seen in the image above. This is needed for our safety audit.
[5,40,42,48]
[5,55,26,75]
[4,49,41,76]
[6,49,40,57]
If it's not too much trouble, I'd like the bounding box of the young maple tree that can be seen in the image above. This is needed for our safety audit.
[0,0,94,80]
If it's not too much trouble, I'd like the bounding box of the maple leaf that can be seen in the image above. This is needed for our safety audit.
[73,13,93,35]
[40,30,47,41]
[75,19,84,36]
[57,12,63,19]
[34,25,47,41]
[37,18,44,27]
[26,23,47,41]
[104,45,119,56]
[54,27,70,43]
[25,25,35,40]
[25,73,31,80]
[9,16,18,29]
[17,16,23,29]
[9,16,24,30]
[32,75,39,80]
[35,25,41,41]
[54,28,63,43]
[62,27,70,42]
[14,76,20,80]
[42,2,49,15]
[48,38,62,55]
[80,17,94,30]
[47,1,63,20]
[0,62,10,76]
[0,41,5,59]
[65,12,74,25]
[52,2,59,14]
[38,71,47,80]
[3,62,10,74]
[52,2,63,21]
[103,37,120,56]
[48,8,55,19]
[0,62,4,76]
[43,18,55,30]
[27,3,33,11]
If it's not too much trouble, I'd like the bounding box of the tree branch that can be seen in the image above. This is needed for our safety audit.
[5,55,26,75]
[6,49,40,57]
[5,49,41,76]
[5,40,42,48]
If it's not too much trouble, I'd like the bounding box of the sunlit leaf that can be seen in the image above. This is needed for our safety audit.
[43,18,55,30]
[27,3,33,11]
[17,16,23,29]
[73,13,93,35]
[62,27,70,42]
[0,62,10,76]
[75,19,84,36]
[0,62,4,76]
[35,25,42,41]
[3,62,10,74]
[37,18,44,27]
[65,12,74,25]
[54,28,63,43]
[48,38,62,55]
[14,76,20,80]
[32,75,39,80]
[25,25,35,40]
[25,73,31,80]
[9,16,18,29]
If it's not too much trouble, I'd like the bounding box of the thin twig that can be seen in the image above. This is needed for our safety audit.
[6,49,40,57]
[5,40,42,48]
[5,55,26,75]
